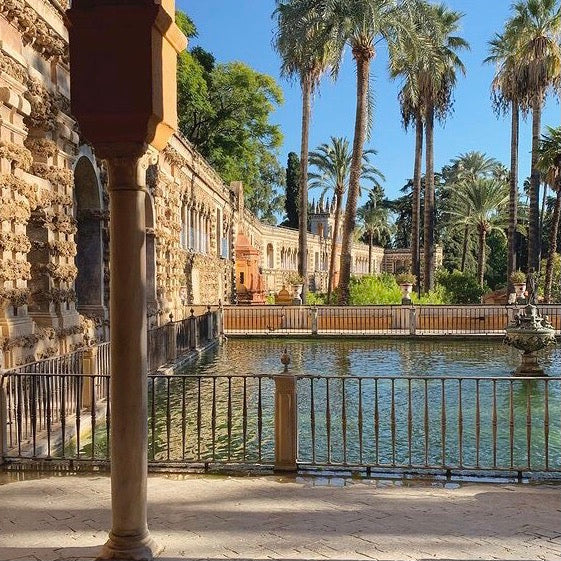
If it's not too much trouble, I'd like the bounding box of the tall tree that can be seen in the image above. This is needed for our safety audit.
[419,3,468,293]
[508,0,561,274]
[447,179,509,287]
[308,137,384,301]
[444,151,503,272]
[388,0,442,295]
[274,0,336,303]
[357,203,393,273]
[284,152,300,228]
[537,125,561,302]
[324,0,415,304]
[176,11,285,218]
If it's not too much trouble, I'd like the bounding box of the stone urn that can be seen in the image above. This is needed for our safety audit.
[504,304,556,376]
[292,284,303,305]
[399,282,413,304]
[513,282,526,303]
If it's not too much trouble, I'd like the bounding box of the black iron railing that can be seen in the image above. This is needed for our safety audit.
[296,375,561,473]
[147,309,221,371]
[2,370,560,477]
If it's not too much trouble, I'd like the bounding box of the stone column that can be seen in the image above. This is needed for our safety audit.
[99,149,159,560]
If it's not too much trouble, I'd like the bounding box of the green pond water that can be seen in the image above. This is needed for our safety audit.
[81,339,561,472]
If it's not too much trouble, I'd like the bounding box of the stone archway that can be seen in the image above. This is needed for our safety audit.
[73,155,106,319]
[145,192,157,326]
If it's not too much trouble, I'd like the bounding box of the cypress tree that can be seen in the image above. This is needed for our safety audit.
[284,152,300,228]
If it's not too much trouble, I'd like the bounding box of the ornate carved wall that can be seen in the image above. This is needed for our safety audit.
[0,0,419,368]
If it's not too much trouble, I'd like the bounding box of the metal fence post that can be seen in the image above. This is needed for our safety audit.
[274,372,297,471]
[167,315,177,362]
[218,300,224,338]
[410,306,417,336]
[311,306,318,335]
[81,346,98,411]
[206,305,213,342]
[189,308,198,350]
[0,378,6,465]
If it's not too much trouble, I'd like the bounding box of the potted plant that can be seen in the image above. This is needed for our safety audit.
[510,270,527,302]
[395,272,416,303]
[287,273,304,303]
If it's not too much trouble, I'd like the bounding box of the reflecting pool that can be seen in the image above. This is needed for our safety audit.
[178,337,561,378]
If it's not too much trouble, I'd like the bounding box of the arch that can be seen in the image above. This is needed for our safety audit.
[266,243,274,269]
[73,155,105,317]
[145,192,157,311]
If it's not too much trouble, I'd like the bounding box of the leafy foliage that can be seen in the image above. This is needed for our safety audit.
[436,270,485,304]
[348,274,403,305]
[176,10,285,220]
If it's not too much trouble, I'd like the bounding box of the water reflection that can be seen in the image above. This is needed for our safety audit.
[181,338,561,378]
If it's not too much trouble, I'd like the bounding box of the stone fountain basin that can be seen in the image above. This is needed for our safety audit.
[504,327,557,353]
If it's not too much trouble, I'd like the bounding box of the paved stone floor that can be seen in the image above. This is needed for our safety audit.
[0,471,560,561]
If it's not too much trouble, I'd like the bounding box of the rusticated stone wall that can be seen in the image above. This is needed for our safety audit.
[0,0,420,368]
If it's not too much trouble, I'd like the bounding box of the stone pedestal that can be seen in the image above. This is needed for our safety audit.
[515,352,546,377]
[274,373,297,472]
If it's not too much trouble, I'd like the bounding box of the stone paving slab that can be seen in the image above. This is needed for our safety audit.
[0,472,560,561]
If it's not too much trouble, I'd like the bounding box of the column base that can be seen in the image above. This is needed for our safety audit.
[98,532,162,561]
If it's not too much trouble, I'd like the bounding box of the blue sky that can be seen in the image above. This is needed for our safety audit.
[178,0,560,202]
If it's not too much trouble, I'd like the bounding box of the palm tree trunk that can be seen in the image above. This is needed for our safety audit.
[539,182,548,268]
[423,105,435,293]
[528,96,542,273]
[460,218,470,272]
[338,52,371,305]
[327,190,343,302]
[478,226,486,288]
[368,231,373,274]
[412,115,423,297]
[544,186,561,303]
[298,76,312,304]
[507,100,519,296]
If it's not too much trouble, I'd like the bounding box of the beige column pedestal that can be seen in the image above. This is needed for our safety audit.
[274,373,297,472]
[98,150,160,561]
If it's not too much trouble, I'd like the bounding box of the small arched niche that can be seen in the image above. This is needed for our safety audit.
[74,155,106,318]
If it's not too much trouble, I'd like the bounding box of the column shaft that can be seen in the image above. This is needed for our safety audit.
[100,154,159,560]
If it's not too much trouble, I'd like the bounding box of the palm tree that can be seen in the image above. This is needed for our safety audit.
[357,203,393,273]
[420,3,468,293]
[486,27,527,294]
[308,137,384,301]
[274,0,335,304]
[445,151,502,272]
[447,179,509,287]
[323,0,415,305]
[508,0,561,274]
[537,125,561,302]
[388,1,428,297]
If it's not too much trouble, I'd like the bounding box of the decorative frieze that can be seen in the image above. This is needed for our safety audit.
[0,258,31,281]
[0,231,31,252]
[0,139,33,170]
[0,0,67,62]
[0,287,30,307]
[0,50,27,84]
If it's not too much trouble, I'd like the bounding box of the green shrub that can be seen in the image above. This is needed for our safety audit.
[436,270,484,304]
[306,291,327,305]
[395,272,417,285]
[411,285,448,305]
[349,274,402,305]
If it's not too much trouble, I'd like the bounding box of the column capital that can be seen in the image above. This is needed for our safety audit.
[105,147,159,192]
